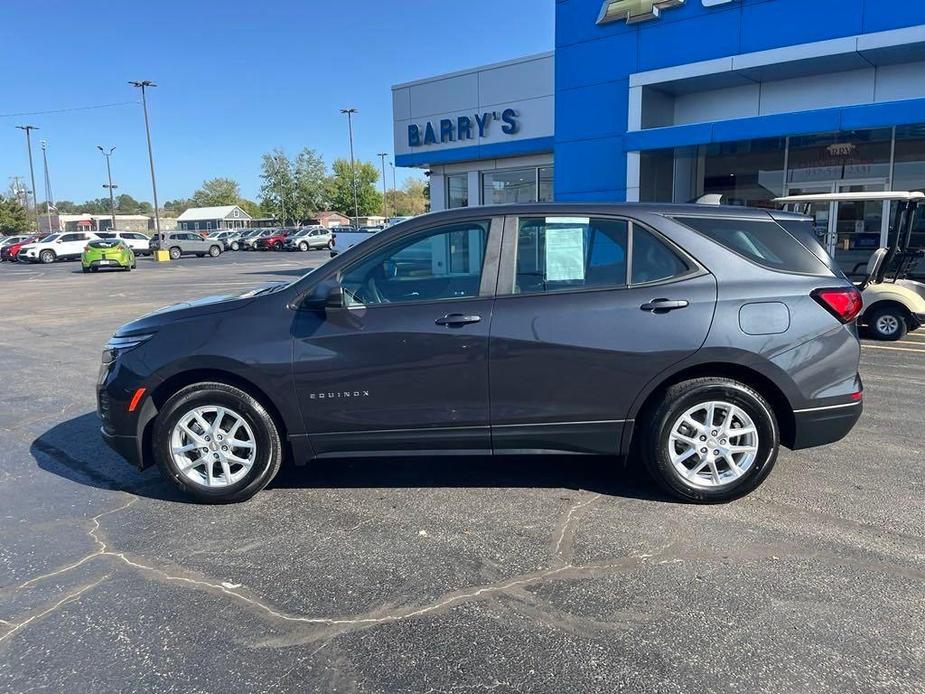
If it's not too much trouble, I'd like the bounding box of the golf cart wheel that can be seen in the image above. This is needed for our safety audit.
[209,245,221,257]
[169,246,182,260]
[867,304,907,341]
[40,250,56,264]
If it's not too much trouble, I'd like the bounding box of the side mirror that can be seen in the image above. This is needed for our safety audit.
[297,284,344,312]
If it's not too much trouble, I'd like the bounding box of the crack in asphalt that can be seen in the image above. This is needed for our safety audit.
[552,493,601,564]
[0,577,110,645]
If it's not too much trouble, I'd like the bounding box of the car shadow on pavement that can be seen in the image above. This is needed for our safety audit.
[34,412,672,503]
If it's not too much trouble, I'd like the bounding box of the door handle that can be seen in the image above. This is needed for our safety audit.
[640,299,690,313]
[435,313,482,326]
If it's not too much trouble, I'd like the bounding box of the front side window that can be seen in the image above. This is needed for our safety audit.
[447,174,468,209]
[514,217,628,295]
[340,221,489,306]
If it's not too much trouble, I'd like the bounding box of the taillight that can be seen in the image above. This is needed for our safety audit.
[812,287,863,323]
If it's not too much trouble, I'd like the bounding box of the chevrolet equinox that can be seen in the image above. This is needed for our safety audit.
[99,204,863,503]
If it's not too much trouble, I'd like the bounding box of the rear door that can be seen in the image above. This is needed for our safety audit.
[488,214,717,454]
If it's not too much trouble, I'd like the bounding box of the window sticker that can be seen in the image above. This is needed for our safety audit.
[545,226,586,282]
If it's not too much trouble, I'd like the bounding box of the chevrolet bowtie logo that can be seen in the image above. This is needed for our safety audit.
[597,0,686,25]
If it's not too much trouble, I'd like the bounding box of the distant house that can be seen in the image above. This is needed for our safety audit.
[41,213,164,234]
[312,211,350,228]
[176,205,252,231]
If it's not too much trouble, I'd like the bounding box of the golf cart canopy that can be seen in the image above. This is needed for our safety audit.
[774,192,925,204]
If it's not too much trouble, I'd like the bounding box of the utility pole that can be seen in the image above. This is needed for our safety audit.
[377,152,388,219]
[129,81,162,242]
[15,125,39,232]
[40,140,56,231]
[339,107,359,226]
[98,146,118,231]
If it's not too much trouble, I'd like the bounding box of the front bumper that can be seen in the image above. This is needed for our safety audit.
[791,400,863,450]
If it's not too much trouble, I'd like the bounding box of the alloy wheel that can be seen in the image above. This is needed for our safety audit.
[668,401,759,488]
[170,405,257,488]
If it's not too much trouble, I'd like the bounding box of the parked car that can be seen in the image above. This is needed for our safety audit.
[82,239,136,272]
[0,234,31,249]
[97,231,152,256]
[283,227,334,251]
[1,235,40,262]
[19,231,101,263]
[254,229,290,251]
[99,203,863,504]
[241,229,275,250]
[204,230,238,251]
[149,232,223,259]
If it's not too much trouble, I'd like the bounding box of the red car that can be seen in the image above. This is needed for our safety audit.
[254,230,290,250]
[1,235,39,262]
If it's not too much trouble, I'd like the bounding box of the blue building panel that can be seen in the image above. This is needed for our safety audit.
[554,0,925,201]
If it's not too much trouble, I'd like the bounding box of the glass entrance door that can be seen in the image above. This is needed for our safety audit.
[785,180,889,278]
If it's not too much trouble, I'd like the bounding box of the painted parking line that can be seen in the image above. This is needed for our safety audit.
[862,344,925,354]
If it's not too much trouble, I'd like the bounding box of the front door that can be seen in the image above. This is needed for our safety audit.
[291,217,502,455]
[488,215,717,455]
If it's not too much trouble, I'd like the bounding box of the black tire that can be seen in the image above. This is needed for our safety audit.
[231,241,240,251]
[327,240,335,250]
[866,304,907,341]
[299,241,308,252]
[40,249,56,264]
[209,245,221,257]
[169,246,182,260]
[152,382,283,503]
[641,378,779,503]
[81,267,89,273]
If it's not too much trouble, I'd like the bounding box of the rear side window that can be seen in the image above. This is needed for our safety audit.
[631,228,690,284]
[774,218,845,278]
[514,217,628,294]
[675,216,830,275]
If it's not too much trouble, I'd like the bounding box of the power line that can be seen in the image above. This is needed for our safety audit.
[0,100,139,119]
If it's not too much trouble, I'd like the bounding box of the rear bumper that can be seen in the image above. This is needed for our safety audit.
[790,400,863,450]
[912,312,925,330]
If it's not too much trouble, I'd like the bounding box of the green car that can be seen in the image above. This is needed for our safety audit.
[81,239,136,273]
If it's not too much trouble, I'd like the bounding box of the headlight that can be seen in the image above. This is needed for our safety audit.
[102,333,154,364]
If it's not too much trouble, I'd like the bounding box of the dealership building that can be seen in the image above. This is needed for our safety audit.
[393,0,925,274]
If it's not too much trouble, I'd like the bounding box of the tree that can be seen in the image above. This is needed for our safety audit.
[192,177,241,208]
[238,199,262,218]
[384,178,429,216]
[163,198,193,215]
[0,194,29,234]
[328,159,382,218]
[259,149,297,225]
[293,148,329,217]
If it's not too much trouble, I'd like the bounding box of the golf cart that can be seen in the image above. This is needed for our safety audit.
[775,192,925,340]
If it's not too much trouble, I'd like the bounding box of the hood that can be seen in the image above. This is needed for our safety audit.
[114,281,288,336]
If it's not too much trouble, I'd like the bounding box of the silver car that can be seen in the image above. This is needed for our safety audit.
[151,232,223,259]
[283,227,333,252]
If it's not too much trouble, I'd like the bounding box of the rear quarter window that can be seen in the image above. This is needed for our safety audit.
[673,216,831,275]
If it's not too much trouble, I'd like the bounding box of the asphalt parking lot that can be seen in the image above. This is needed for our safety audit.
[0,251,923,693]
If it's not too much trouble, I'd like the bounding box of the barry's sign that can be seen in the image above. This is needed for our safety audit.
[408,109,519,148]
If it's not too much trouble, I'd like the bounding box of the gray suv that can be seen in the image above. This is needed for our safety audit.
[150,232,223,259]
[99,204,863,504]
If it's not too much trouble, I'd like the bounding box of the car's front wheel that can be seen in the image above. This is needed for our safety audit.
[209,245,221,257]
[230,241,240,251]
[152,382,283,503]
[642,378,779,503]
[39,250,56,264]
[299,241,308,252]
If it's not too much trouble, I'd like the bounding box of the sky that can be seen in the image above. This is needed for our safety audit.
[0,0,554,206]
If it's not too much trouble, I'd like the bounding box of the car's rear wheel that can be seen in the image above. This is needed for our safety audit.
[152,382,283,503]
[866,304,907,341]
[642,378,779,503]
[81,267,89,273]
[169,246,181,260]
[209,245,221,257]
[40,250,56,264]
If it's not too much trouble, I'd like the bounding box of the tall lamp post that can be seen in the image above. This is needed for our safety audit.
[389,161,396,196]
[15,125,39,232]
[339,107,360,226]
[377,152,389,219]
[97,146,118,231]
[40,140,56,231]
[129,81,162,242]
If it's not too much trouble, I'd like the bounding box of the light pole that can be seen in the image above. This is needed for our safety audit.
[16,125,39,232]
[389,161,396,196]
[129,81,162,242]
[339,107,359,226]
[40,140,56,231]
[98,146,118,231]
[377,152,388,219]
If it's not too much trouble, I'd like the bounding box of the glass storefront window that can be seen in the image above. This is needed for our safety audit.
[483,168,538,205]
[702,137,786,208]
[538,166,554,202]
[446,174,468,209]
[788,129,892,185]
